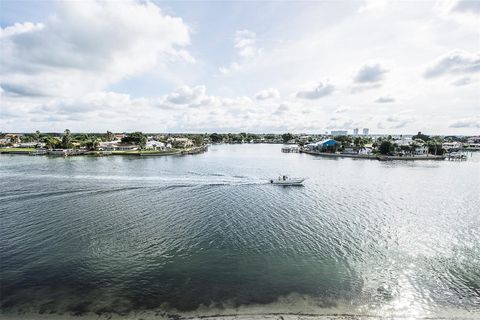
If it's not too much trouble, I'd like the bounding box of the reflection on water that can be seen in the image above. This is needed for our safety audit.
[0,144,479,318]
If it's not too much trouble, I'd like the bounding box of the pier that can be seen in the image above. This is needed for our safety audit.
[281,146,299,153]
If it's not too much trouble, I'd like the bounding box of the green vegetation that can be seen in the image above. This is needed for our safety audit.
[62,129,72,149]
[209,133,223,143]
[121,132,147,148]
[111,149,182,155]
[0,148,36,153]
[379,140,393,155]
[282,133,294,143]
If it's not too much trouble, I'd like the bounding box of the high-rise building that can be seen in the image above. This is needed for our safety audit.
[362,128,369,135]
[353,128,359,135]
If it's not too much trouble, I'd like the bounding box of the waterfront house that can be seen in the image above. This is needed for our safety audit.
[442,142,462,151]
[4,134,21,144]
[341,147,358,155]
[168,137,194,148]
[415,145,429,155]
[394,137,412,146]
[145,140,167,150]
[359,147,373,155]
[99,142,138,151]
[305,139,337,152]
[114,134,126,140]
[114,145,138,151]
[467,136,480,144]
[18,142,46,148]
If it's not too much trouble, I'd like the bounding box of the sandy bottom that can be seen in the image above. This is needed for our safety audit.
[0,314,476,320]
[1,292,477,320]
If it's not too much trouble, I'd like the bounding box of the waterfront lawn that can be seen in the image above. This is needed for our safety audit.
[111,149,180,155]
[0,147,36,153]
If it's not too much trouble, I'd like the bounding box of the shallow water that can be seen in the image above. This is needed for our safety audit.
[1,144,479,318]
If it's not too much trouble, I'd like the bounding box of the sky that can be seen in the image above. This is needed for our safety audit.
[0,0,479,134]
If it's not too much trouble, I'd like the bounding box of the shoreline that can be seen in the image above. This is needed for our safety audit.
[1,292,477,320]
[300,149,447,161]
[0,145,208,157]
[1,310,477,320]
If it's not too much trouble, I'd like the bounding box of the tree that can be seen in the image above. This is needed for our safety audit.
[192,135,204,146]
[246,133,259,141]
[282,133,294,143]
[400,145,411,155]
[85,139,100,151]
[209,133,223,143]
[264,134,276,140]
[379,140,393,155]
[34,130,40,141]
[106,131,115,142]
[121,132,147,148]
[354,137,363,147]
[44,136,60,149]
[412,131,430,142]
[427,139,444,155]
[62,129,72,149]
[409,142,419,155]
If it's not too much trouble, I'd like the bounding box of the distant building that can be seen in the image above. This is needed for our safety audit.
[353,128,359,135]
[114,134,126,140]
[145,140,167,150]
[17,142,46,148]
[467,136,480,144]
[305,139,338,151]
[331,130,348,136]
[362,128,369,135]
[394,137,412,146]
[415,146,428,155]
[442,142,462,151]
[168,137,194,148]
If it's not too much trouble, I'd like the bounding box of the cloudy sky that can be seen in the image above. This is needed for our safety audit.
[1,0,479,134]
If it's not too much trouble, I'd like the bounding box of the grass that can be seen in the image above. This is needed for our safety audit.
[111,149,181,155]
[0,147,36,152]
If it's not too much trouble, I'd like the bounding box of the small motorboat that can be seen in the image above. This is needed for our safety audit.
[269,175,305,186]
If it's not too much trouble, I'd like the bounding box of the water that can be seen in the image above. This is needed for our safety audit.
[1,144,479,319]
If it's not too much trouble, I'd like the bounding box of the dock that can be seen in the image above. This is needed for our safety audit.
[281,146,299,153]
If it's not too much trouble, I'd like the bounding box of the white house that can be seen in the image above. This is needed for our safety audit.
[168,137,194,148]
[442,142,462,151]
[145,140,166,150]
[17,142,46,148]
[415,145,429,155]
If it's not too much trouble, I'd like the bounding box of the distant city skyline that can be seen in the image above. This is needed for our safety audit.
[1,0,479,134]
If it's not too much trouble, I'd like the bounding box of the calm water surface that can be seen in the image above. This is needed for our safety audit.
[1,144,479,318]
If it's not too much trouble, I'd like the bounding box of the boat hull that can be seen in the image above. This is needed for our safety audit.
[269,179,305,186]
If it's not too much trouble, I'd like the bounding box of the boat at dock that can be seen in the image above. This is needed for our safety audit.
[269,175,305,186]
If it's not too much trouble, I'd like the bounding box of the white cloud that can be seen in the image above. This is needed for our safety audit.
[1,1,480,135]
[255,88,280,100]
[424,50,480,78]
[449,116,480,128]
[335,107,350,113]
[157,85,254,110]
[450,0,480,14]
[295,82,334,99]
[451,77,474,86]
[354,63,389,83]
[219,29,261,74]
[235,30,260,58]
[0,0,192,98]
[384,115,415,129]
[0,22,44,38]
[273,103,289,116]
[375,96,395,103]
